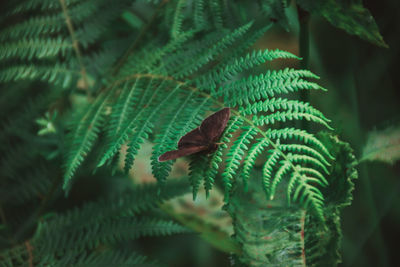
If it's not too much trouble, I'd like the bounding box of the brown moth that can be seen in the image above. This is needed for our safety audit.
[158,108,230,162]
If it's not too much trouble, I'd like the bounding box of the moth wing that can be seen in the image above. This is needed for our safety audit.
[178,127,208,149]
[158,145,208,162]
[199,108,230,142]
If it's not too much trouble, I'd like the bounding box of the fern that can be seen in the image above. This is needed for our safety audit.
[203,115,243,197]
[0,0,363,265]
[0,0,130,87]
[60,21,334,221]
[56,25,331,226]
[63,87,115,190]
[0,180,190,266]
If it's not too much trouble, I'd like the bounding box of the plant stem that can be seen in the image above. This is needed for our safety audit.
[347,75,389,266]
[297,6,310,130]
[59,0,89,92]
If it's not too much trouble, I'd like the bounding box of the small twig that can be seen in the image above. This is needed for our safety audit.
[25,241,34,267]
[300,210,306,266]
[297,6,310,131]
[59,0,89,92]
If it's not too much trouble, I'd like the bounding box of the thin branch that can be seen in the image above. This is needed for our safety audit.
[59,0,89,91]
[297,6,310,131]
[25,241,34,267]
[300,210,306,266]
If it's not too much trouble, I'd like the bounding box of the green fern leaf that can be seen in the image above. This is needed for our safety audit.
[64,89,114,190]
[124,83,183,173]
[202,115,243,197]
[242,138,269,191]
[151,95,211,184]
[222,126,258,199]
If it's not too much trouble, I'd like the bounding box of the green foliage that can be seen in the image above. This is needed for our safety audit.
[61,20,334,222]
[226,132,357,266]
[0,84,191,267]
[0,0,130,87]
[0,0,370,265]
[0,180,190,266]
[297,0,388,48]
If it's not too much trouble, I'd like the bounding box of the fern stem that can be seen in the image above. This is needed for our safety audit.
[24,241,34,267]
[300,209,307,266]
[59,0,89,92]
[297,6,310,130]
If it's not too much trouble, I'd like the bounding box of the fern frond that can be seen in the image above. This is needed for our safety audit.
[193,0,206,29]
[0,38,72,61]
[278,144,331,168]
[202,115,243,197]
[158,31,222,75]
[242,138,269,190]
[265,128,334,160]
[151,94,211,184]
[222,75,325,106]
[0,63,77,87]
[201,51,300,90]
[75,1,130,48]
[105,79,143,139]
[269,160,292,199]
[36,217,189,253]
[97,79,166,167]
[63,88,115,190]
[244,98,332,129]
[222,126,258,199]
[0,15,64,42]
[171,0,188,39]
[254,110,332,129]
[53,250,149,267]
[120,31,196,77]
[209,0,224,29]
[173,21,253,79]
[262,148,281,196]
[5,0,80,17]
[293,175,325,215]
[36,180,189,239]
[288,154,329,175]
[124,82,184,173]
[188,155,208,200]
[0,0,129,87]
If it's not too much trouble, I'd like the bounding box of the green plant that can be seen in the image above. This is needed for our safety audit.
[1,0,390,266]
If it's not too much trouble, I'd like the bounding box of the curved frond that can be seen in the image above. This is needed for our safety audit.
[222,126,258,199]
[203,115,244,196]
[63,88,114,190]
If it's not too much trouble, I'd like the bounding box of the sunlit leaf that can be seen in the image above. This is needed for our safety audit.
[361,125,400,165]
